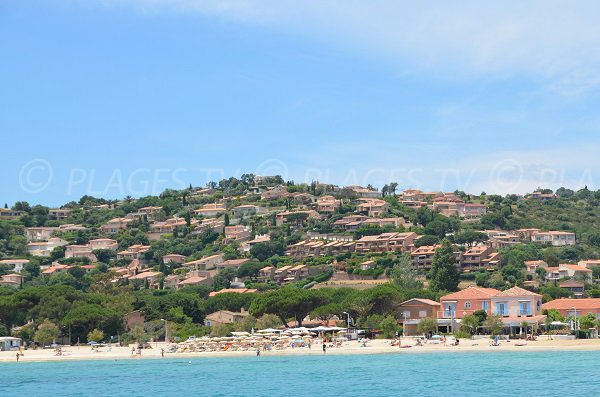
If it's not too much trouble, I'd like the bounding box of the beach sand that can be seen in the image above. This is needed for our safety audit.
[2,337,600,363]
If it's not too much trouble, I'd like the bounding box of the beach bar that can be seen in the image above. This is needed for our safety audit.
[0,337,21,351]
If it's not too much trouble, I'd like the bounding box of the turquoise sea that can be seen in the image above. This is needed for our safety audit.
[1,351,599,396]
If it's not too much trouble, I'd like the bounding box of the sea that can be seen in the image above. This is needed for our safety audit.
[1,351,598,396]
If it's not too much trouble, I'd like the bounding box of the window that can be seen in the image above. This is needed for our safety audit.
[519,302,531,316]
[464,301,471,309]
[496,302,508,316]
[419,310,427,318]
[482,301,489,311]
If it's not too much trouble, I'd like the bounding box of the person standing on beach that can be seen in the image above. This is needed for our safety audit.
[16,352,19,362]
[322,343,326,354]
[161,348,164,358]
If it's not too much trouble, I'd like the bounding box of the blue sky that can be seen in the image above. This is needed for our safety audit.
[2,1,600,206]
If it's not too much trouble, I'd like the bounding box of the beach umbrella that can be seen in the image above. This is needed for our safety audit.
[258,328,281,333]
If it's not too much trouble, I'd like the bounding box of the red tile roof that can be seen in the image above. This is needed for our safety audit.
[441,286,500,301]
[542,298,600,311]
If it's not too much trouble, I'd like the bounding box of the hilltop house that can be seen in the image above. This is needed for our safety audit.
[355,232,417,253]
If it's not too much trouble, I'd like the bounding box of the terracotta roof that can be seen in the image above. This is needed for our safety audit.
[495,286,541,297]
[441,286,500,301]
[559,280,585,288]
[400,298,440,306]
[208,288,258,297]
[542,298,600,311]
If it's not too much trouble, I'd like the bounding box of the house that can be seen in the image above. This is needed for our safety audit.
[177,276,211,288]
[224,225,251,242]
[258,266,275,281]
[0,209,23,218]
[439,286,501,320]
[275,210,320,227]
[578,259,600,269]
[485,231,521,249]
[25,227,59,241]
[231,204,262,218]
[0,337,21,351]
[100,217,133,233]
[460,203,487,219]
[0,259,29,273]
[559,280,585,296]
[193,218,224,235]
[183,254,224,271]
[514,228,542,241]
[27,238,68,257]
[542,298,600,319]
[241,234,271,253]
[529,191,557,200]
[0,273,23,287]
[411,245,441,270]
[315,195,340,212]
[261,186,289,201]
[355,232,417,253]
[204,309,249,326]
[280,264,320,284]
[194,203,226,217]
[490,287,545,333]
[524,260,547,274]
[42,264,71,277]
[460,246,500,271]
[347,186,383,199]
[546,263,593,281]
[531,231,576,246]
[289,192,316,204]
[558,264,593,280]
[126,206,163,221]
[88,238,118,250]
[65,245,96,261]
[356,199,389,217]
[396,298,441,336]
[360,260,376,271]
[117,245,151,261]
[162,254,186,264]
[128,271,162,286]
[400,189,442,202]
[48,208,72,220]
[216,258,251,272]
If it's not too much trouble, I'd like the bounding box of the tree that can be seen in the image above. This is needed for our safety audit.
[249,241,285,262]
[391,254,423,290]
[249,288,327,327]
[131,324,148,343]
[87,328,104,342]
[460,314,480,335]
[34,319,59,347]
[416,317,438,336]
[92,249,116,264]
[414,235,440,248]
[483,315,503,336]
[454,230,487,248]
[428,240,460,292]
[380,315,400,338]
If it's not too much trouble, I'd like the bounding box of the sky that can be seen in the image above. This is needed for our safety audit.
[2,1,600,206]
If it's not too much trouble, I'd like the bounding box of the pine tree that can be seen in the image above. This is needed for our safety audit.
[428,240,460,292]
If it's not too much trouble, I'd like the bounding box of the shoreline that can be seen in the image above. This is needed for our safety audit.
[3,338,600,364]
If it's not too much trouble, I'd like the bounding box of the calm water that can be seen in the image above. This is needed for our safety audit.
[1,351,598,396]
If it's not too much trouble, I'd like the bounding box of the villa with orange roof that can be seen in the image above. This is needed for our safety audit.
[542,298,600,320]
[355,232,417,253]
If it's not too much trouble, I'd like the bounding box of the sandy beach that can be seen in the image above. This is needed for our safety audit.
[2,338,600,363]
